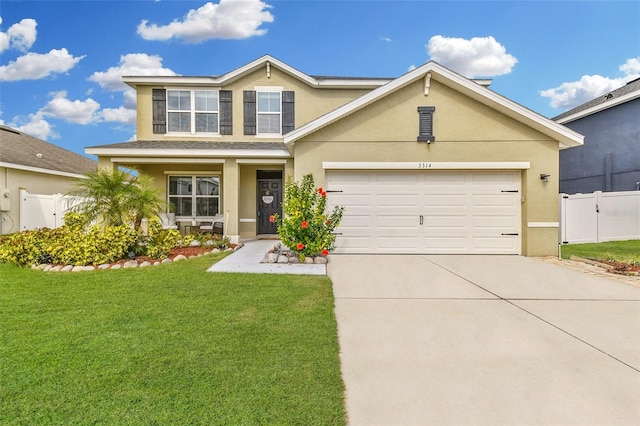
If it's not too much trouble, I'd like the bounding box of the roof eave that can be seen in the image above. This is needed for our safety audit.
[555,89,640,124]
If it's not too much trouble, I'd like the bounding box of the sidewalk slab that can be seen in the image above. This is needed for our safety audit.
[207,239,326,275]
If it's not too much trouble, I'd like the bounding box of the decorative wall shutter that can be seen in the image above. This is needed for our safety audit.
[282,91,295,134]
[219,90,233,135]
[152,89,166,134]
[243,91,256,135]
[417,106,435,142]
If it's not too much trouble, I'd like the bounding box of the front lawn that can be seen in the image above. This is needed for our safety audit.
[560,239,640,264]
[0,254,345,425]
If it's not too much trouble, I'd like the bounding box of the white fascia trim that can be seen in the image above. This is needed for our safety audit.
[235,159,287,164]
[555,89,640,124]
[316,78,391,88]
[86,148,292,158]
[284,61,584,149]
[0,161,88,179]
[322,161,531,170]
[114,158,226,164]
[527,222,560,228]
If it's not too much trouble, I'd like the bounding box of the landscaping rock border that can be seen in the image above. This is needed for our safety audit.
[260,241,328,265]
[31,245,243,272]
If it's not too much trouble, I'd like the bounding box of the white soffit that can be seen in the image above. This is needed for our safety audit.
[86,148,291,158]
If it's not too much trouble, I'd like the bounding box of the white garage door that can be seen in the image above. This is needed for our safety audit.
[326,171,521,254]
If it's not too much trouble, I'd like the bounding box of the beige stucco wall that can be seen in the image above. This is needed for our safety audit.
[292,78,561,256]
[0,166,85,234]
[136,66,372,142]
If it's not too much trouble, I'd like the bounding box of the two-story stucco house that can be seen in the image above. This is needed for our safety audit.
[86,55,583,256]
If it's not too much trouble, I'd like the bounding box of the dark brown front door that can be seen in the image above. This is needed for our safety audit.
[257,172,282,234]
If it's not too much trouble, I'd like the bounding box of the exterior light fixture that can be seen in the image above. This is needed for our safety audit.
[540,174,550,182]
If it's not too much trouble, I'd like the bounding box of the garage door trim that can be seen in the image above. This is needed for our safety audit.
[323,161,531,170]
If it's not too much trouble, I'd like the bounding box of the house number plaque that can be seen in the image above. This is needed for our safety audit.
[262,195,274,204]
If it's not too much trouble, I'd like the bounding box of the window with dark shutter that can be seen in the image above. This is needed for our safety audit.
[152,89,166,134]
[417,106,435,142]
[243,91,257,135]
[282,91,295,134]
[219,90,233,135]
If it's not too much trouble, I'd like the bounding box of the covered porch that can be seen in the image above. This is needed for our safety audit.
[86,141,293,244]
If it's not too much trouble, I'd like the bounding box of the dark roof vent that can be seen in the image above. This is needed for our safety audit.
[604,93,613,100]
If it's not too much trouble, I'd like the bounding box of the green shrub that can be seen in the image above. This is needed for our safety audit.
[272,174,344,261]
[145,229,181,260]
[0,224,139,267]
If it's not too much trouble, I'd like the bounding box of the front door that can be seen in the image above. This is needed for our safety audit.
[257,173,282,234]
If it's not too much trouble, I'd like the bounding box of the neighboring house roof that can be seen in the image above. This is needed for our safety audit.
[123,54,392,90]
[85,140,291,162]
[0,125,96,178]
[284,61,584,149]
[553,77,640,124]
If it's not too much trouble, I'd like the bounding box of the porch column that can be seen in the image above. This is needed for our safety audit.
[223,160,239,244]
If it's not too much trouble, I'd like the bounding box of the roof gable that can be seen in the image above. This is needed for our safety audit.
[284,61,584,149]
[123,55,391,89]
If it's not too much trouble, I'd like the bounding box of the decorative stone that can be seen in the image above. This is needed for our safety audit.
[42,265,52,272]
[111,264,122,270]
[123,260,138,268]
[277,255,289,264]
[225,248,233,252]
[153,261,161,266]
[50,265,63,272]
[314,257,328,264]
[190,240,201,246]
[211,248,220,253]
[161,258,172,264]
[71,266,85,272]
[173,254,187,262]
[60,265,73,272]
[267,253,279,263]
[98,264,110,270]
[289,256,299,264]
[304,257,315,264]
[139,261,151,268]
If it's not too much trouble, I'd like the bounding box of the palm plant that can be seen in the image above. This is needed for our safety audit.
[66,169,164,228]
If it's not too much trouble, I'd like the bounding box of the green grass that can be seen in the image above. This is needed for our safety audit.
[560,239,640,264]
[0,254,345,425]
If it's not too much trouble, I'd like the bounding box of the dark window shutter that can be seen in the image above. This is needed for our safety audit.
[219,90,233,135]
[417,106,435,142]
[282,91,295,134]
[152,89,166,134]
[243,90,256,135]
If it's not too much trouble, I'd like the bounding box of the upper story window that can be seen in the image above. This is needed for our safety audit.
[257,91,281,135]
[167,89,219,134]
[243,89,294,136]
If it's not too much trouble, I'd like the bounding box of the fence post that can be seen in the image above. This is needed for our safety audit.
[19,188,28,231]
[595,191,602,243]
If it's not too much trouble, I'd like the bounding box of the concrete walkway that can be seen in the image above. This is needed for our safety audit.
[207,239,326,275]
[328,255,640,426]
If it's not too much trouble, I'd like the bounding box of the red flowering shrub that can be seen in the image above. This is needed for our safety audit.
[272,174,344,261]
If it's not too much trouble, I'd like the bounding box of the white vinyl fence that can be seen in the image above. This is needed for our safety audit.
[560,190,640,244]
[19,189,80,231]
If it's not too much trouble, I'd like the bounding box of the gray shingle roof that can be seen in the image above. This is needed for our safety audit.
[86,140,289,151]
[553,77,640,121]
[0,125,96,175]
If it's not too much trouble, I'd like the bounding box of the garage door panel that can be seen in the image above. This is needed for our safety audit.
[327,170,521,255]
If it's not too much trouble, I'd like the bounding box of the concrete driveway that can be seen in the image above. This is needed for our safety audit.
[328,255,640,426]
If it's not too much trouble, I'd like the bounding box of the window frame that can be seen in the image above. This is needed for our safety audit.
[166,88,220,136]
[167,174,221,220]
[255,86,283,137]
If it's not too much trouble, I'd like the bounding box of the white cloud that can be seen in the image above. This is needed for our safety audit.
[41,91,100,125]
[89,53,177,91]
[100,106,137,125]
[426,35,517,78]
[11,111,58,140]
[137,0,274,43]
[540,57,640,110]
[0,17,37,53]
[380,36,392,43]
[0,48,84,81]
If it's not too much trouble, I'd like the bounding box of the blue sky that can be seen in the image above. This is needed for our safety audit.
[1,0,639,158]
